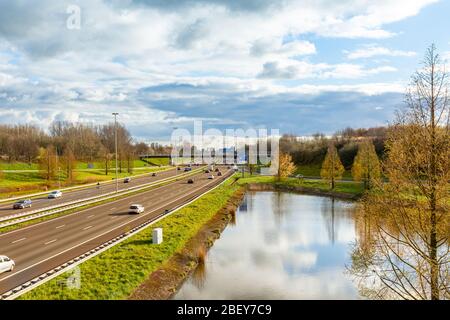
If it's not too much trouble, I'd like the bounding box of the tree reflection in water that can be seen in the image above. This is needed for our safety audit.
[349,201,449,300]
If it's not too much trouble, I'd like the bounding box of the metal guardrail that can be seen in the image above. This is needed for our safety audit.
[0,168,205,228]
[1,172,233,300]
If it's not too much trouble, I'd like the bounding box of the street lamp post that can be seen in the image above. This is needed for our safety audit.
[112,113,119,193]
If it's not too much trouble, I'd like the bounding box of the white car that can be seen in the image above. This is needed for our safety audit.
[208,175,215,180]
[48,190,63,199]
[129,204,144,214]
[0,255,15,274]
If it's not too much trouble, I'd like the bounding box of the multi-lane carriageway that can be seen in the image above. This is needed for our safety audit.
[0,167,234,296]
[0,167,185,219]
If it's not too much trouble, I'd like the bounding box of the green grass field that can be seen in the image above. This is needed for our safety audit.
[141,157,171,166]
[0,162,39,170]
[0,166,168,199]
[295,163,353,179]
[20,177,241,300]
[237,175,363,195]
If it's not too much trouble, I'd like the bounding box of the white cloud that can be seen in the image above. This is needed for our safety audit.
[258,60,397,79]
[0,0,439,138]
[346,45,417,59]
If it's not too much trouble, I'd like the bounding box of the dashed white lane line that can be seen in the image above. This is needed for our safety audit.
[56,225,65,229]
[83,225,93,231]
[11,238,26,244]
[110,216,118,219]
[110,207,117,211]
[44,239,57,245]
[87,215,95,219]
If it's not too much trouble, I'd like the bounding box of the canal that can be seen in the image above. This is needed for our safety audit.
[174,191,361,299]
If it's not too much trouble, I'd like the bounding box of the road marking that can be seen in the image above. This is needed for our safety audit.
[110,207,117,211]
[110,216,118,219]
[11,238,26,244]
[44,239,57,245]
[83,225,93,231]
[55,225,65,229]
[87,215,95,219]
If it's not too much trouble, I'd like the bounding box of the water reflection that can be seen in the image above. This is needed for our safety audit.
[174,192,360,300]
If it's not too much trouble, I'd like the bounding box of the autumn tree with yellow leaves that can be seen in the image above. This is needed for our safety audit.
[321,144,345,189]
[350,45,449,300]
[277,153,296,181]
[352,140,381,190]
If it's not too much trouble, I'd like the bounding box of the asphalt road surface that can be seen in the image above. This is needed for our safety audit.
[0,167,198,219]
[0,168,233,295]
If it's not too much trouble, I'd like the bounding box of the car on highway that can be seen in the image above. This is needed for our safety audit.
[177,167,181,171]
[152,172,157,177]
[184,167,192,172]
[48,190,62,199]
[215,168,220,172]
[232,165,239,171]
[129,204,144,214]
[205,169,210,174]
[208,175,215,179]
[124,177,131,183]
[13,199,32,209]
[217,172,223,176]
[0,255,15,274]
[187,179,194,184]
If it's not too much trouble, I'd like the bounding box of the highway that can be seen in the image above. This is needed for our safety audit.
[0,167,193,219]
[0,168,233,295]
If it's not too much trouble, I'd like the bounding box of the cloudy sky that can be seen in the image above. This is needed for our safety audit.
[0,0,449,141]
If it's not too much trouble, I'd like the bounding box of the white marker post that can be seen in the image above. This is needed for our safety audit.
[152,228,163,244]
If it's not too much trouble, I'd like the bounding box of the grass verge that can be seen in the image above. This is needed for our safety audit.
[236,175,364,196]
[19,177,241,300]
[0,167,168,200]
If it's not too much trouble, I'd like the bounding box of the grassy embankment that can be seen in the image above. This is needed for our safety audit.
[295,163,353,179]
[236,174,363,196]
[19,177,241,300]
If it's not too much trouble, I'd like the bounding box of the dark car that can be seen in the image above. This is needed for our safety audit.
[215,168,220,172]
[177,167,181,171]
[124,177,131,183]
[152,173,157,177]
[13,199,32,209]
[205,170,210,174]
[187,179,194,184]
[217,172,223,176]
[184,167,192,172]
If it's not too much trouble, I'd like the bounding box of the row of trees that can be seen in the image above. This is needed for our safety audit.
[320,139,381,190]
[280,127,386,170]
[0,121,171,181]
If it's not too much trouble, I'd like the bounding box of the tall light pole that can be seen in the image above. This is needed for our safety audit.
[112,113,119,193]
